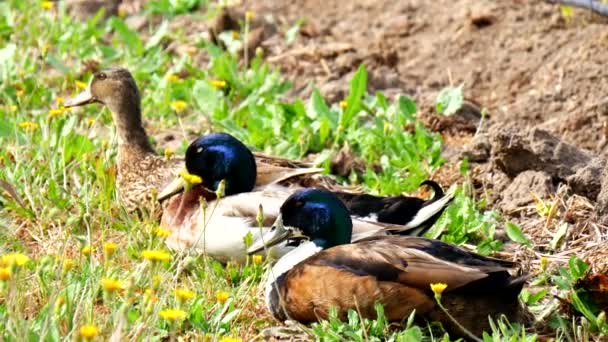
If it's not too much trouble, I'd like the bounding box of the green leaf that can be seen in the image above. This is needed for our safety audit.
[505,222,532,247]
[285,19,304,45]
[568,255,588,280]
[110,18,144,56]
[145,20,169,50]
[435,84,463,116]
[398,95,416,120]
[549,222,568,250]
[342,64,368,126]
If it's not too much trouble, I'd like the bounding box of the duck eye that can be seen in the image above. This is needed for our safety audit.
[96,72,107,80]
[196,147,204,153]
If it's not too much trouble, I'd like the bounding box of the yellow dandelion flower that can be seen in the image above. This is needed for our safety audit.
[81,245,94,255]
[117,7,127,18]
[166,74,180,82]
[48,108,65,120]
[540,256,548,271]
[210,79,227,89]
[55,296,65,308]
[56,96,64,106]
[19,121,39,132]
[79,324,99,339]
[170,100,187,113]
[101,277,124,293]
[219,337,242,342]
[430,283,448,297]
[231,30,240,39]
[164,148,174,159]
[41,43,51,55]
[252,255,263,265]
[179,169,202,186]
[16,89,24,97]
[141,250,171,262]
[0,267,12,281]
[1,253,30,267]
[245,11,255,22]
[154,227,171,238]
[175,288,196,301]
[216,291,230,304]
[159,308,187,321]
[63,258,75,272]
[144,288,158,303]
[75,80,88,90]
[103,242,117,256]
[339,100,348,109]
[41,1,53,10]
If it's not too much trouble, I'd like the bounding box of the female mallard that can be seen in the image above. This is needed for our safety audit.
[63,68,323,212]
[160,133,454,263]
[247,189,528,338]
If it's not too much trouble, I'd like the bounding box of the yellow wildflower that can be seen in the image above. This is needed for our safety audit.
[166,74,180,82]
[252,255,263,265]
[219,337,242,342]
[55,296,65,308]
[245,11,255,22]
[141,250,171,262]
[16,89,24,97]
[144,288,157,303]
[210,79,227,89]
[56,96,64,106]
[179,169,202,186]
[164,148,174,159]
[41,1,54,10]
[540,256,548,271]
[216,291,230,304]
[159,308,187,321]
[186,46,197,55]
[86,117,96,127]
[175,288,196,301]
[101,277,124,293]
[152,275,163,288]
[0,267,11,281]
[117,7,127,18]
[339,100,348,109]
[48,108,65,120]
[81,245,94,255]
[1,253,30,267]
[76,80,88,90]
[9,105,17,112]
[231,30,240,39]
[103,242,117,256]
[63,258,75,272]
[79,324,99,339]
[19,121,39,132]
[430,283,448,299]
[170,100,187,113]
[155,227,171,238]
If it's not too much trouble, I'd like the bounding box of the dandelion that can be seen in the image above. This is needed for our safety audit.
[179,169,202,186]
[103,242,117,256]
[56,96,64,106]
[117,7,127,18]
[219,338,242,342]
[79,324,99,339]
[87,118,96,127]
[170,100,187,113]
[76,80,88,90]
[430,283,447,301]
[164,148,174,159]
[154,227,171,238]
[141,250,171,262]
[81,245,94,255]
[41,1,54,10]
[101,277,124,293]
[540,256,548,271]
[63,258,75,272]
[231,30,240,39]
[245,11,255,22]
[216,291,230,304]
[159,308,187,321]
[48,108,66,120]
[339,100,348,109]
[19,121,39,132]
[144,288,158,303]
[166,74,180,82]
[55,296,65,308]
[210,79,227,89]
[252,255,263,265]
[1,253,30,267]
[0,267,11,281]
[175,288,196,301]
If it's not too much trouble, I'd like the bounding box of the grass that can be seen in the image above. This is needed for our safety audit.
[0,1,605,341]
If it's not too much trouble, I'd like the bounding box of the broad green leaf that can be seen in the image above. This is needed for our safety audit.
[342,64,368,126]
[435,84,463,116]
[505,221,532,247]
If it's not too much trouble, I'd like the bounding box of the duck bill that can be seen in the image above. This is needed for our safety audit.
[157,177,186,202]
[247,214,293,254]
[64,87,97,107]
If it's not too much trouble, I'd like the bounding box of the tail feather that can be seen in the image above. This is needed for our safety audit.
[398,181,455,236]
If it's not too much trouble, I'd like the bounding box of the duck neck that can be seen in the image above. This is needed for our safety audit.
[106,94,154,153]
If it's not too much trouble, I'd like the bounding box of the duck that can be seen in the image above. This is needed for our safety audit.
[63,68,325,213]
[246,188,528,338]
[159,133,454,263]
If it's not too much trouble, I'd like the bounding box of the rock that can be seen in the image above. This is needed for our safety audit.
[491,124,594,179]
[462,132,491,162]
[567,157,605,201]
[499,171,555,212]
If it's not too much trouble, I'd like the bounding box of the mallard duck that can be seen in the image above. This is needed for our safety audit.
[247,189,528,338]
[160,133,454,263]
[63,68,323,213]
